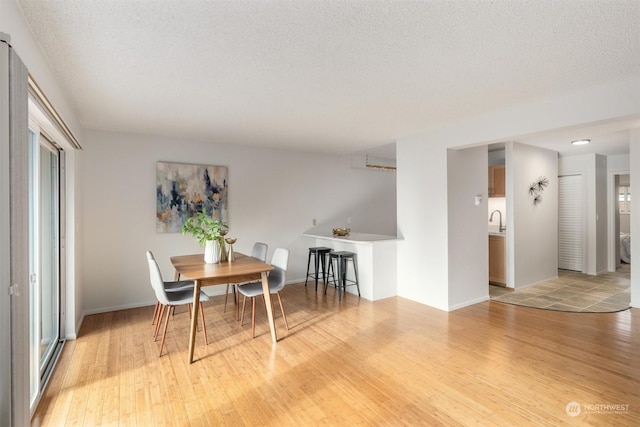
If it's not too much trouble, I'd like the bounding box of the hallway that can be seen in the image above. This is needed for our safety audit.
[490,264,630,312]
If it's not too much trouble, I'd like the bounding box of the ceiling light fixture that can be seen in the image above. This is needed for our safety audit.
[571,139,590,146]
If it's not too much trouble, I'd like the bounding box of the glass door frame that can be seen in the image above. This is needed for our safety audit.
[27,118,66,414]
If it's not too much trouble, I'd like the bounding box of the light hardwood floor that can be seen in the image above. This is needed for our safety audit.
[33,283,640,426]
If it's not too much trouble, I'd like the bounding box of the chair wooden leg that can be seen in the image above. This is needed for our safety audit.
[251,297,256,338]
[153,305,159,338]
[154,304,166,339]
[159,304,171,357]
[236,286,241,321]
[276,292,289,330]
[199,302,208,345]
[240,295,247,326]
[224,284,240,314]
[152,301,160,325]
[152,300,208,357]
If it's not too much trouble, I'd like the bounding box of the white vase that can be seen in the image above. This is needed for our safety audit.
[204,240,221,264]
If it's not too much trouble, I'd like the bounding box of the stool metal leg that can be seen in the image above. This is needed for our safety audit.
[314,250,320,291]
[342,257,349,299]
[324,253,335,294]
[325,255,338,295]
[304,250,312,287]
[324,256,332,294]
[320,252,327,288]
[352,256,361,297]
[337,255,344,301]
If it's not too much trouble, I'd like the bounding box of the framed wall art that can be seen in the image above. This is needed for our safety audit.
[156,161,228,233]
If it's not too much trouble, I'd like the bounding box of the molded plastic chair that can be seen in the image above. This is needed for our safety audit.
[238,248,290,338]
[146,251,210,356]
[224,242,268,316]
[151,277,196,327]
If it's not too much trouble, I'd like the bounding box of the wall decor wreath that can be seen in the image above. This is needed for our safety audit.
[528,176,549,205]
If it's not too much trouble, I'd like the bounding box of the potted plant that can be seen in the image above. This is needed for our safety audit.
[181,209,228,263]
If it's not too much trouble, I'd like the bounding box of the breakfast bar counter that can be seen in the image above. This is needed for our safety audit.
[303,232,400,301]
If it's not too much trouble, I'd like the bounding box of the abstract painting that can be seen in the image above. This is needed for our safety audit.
[156,162,228,233]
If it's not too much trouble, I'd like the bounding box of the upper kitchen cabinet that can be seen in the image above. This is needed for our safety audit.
[488,165,505,197]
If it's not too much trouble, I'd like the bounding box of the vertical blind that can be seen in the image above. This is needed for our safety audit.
[1,36,31,427]
[558,174,584,271]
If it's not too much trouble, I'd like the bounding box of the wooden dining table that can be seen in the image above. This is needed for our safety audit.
[170,252,275,363]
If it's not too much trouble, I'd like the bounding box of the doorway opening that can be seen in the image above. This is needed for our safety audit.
[616,173,631,268]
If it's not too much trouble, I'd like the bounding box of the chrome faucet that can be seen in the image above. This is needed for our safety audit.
[490,210,506,232]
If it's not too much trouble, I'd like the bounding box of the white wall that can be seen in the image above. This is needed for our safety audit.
[397,76,639,311]
[447,146,489,309]
[620,214,630,234]
[509,142,558,288]
[396,140,450,310]
[631,131,640,308]
[488,149,505,166]
[80,129,396,314]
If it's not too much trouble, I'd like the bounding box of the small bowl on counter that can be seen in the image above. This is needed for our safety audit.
[332,227,351,237]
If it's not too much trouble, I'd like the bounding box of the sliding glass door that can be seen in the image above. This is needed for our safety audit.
[28,126,64,409]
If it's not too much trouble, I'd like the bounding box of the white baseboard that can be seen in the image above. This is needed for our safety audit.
[83,300,155,317]
[448,295,490,312]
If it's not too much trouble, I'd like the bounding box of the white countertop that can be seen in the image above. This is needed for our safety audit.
[304,232,401,243]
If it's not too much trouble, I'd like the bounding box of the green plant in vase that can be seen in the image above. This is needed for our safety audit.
[181,209,228,263]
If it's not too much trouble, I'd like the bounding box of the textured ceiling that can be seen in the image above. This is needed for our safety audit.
[15,0,640,157]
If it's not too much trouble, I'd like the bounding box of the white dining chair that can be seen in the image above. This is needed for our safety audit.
[151,274,196,327]
[238,248,290,338]
[146,251,210,356]
[223,242,268,316]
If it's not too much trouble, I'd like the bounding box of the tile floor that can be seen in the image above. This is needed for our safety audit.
[490,263,630,312]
